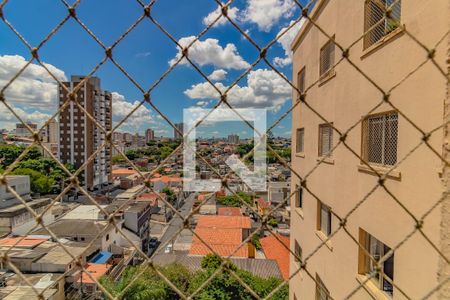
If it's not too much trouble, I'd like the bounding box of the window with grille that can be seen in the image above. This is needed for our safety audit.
[294,240,302,263]
[297,67,306,94]
[295,184,303,208]
[359,229,394,295]
[319,123,333,157]
[319,39,335,77]
[318,202,332,236]
[364,0,402,49]
[362,112,398,166]
[315,274,331,300]
[296,128,304,153]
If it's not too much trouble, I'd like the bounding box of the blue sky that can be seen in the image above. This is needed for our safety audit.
[0,0,307,138]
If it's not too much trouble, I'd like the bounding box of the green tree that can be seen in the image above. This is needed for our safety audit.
[162,187,177,204]
[125,149,139,160]
[216,192,253,207]
[112,155,125,164]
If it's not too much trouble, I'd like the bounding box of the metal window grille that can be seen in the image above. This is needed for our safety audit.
[363,112,398,166]
[319,123,333,157]
[297,67,306,94]
[296,128,304,153]
[319,39,335,77]
[364,0,402,49]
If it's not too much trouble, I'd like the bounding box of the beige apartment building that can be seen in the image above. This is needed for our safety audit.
[290,0,448,299]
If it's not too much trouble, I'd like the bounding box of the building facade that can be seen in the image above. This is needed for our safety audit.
[15,121,37,137]
[58,76,112,190]
[174,123,184,140]
[145,128,155,144]
[227,134,240,144]
[290,1,447,299]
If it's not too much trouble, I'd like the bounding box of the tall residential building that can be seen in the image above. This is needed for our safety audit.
[58,76,112,190]
[145,128,155,144]
[290,1,447,299]
[174,123,184,140]
[227,134,239,144]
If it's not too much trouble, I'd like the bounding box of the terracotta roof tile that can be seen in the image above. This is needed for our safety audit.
[196,215,251,229]
[218,207,242,216]
[260,235,290,280]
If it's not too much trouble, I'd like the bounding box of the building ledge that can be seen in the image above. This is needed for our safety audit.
[315,230,333,251]
[294,207,304,219]
[317,157,335,165]
[357,164,401,180]
[361,26,405,60]
[295,152,305,158]
[356,275,392,300]
[318,69,336,87]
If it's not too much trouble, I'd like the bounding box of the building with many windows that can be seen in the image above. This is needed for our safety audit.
[58,76,112,190]
[290,0,447,299]
[174,123,184,140]
[145,128,155,144]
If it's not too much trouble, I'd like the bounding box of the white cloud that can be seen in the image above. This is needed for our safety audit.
[0,55,67,108]
[196,100,209,107]
[241,0,296,32]
[135,51,151,58]
[169,36,249,70]
[0,104,52,130]
[207,69,228,81]
[184,69,291,111]
[111,92,154,133]
[273,19,305,67]
[203,5,239,27]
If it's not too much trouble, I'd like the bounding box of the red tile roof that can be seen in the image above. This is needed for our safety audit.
[190,228,248,257]
[0,236,49,248]
[218,207,242,216]
[112,169,138,176]
[260,235,290,280]
[196,215,252,229]
[149,175,182,184]
[77,263,111,284]
[257,198,270,209]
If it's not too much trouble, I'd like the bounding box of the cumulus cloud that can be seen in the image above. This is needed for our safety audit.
[207,69,228,81]
[111,92,154,132]
[184,69,291,111]
[196,100,209,107]
[203,5,239,27]
[0,104,52,130]
[241,0,296,32]
[0,55,67,108]
[273,19,306,67]
[169,36,249,70]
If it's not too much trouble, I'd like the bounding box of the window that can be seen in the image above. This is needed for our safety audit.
[294,240,302,263]
[319,39,335,77]
[295,184,303,208]
[297,67,306,94]
[296,128,304,153]
[315,275,331,300]
[317,202,331,236]
[319,123,333,157]
[362,112,398,166]
[364,0,401,49]
[106,234,109,241]
[359,229,394,296]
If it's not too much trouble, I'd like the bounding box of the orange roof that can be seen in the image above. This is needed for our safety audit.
[218,207,242,216]
[149,175,183,184]
[260,235,290,280]
[197,215,252,229]
[257,198,270,209]
[215,190,226,197]
[112,169,137,176]
[137,192,166,201]
[77,263,111,284]
[192,228,242,245]
[0,236,49,248]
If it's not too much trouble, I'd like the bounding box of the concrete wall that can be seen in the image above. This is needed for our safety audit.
[290,0,448,299]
